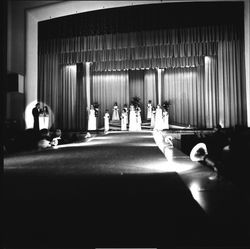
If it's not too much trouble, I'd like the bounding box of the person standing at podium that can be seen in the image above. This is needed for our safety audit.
[32,103,41,132]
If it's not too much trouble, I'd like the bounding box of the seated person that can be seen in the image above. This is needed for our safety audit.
[190,142,218,180]
[37,128,52,149]
[51,129,66,146]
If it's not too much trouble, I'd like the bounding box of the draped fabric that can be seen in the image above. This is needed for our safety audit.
[129,69,144,105]
[38,53,59,129]
[76,63,87,130]
[59,65,77,130]
[162,67,205,127]
[129,69,157,119]
[38,21,246,129]
[92,71,129,126]
[217,40,247,127]
[162,48,246,128]
[143,69,157,117]
[39,25,241,71]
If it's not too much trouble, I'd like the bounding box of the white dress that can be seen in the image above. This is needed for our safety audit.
[124,107,129,124]
[112,105,120,121]
[104,113,110,131]
[147,103,152,120]
[163,111,169,129]
[88,109,96,130]
[154,107,163,131]
[136,108,142,131]
[151,111,156,128]
[121,112,127,131]
[129,106,137,131]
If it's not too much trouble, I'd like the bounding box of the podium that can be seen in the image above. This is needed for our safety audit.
[39,115,49,130]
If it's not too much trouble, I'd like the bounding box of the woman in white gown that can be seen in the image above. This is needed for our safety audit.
[136,107,142,131]
[104,109,110,132]
[112,102,120,121]
[129,105,137,131]
[123,104,129,125]
[88,105,96,130]
[121,109,127,131]
[150,107,156,128]
[162,109,169,129]
[147,100,152,120]
[154,104,163,131]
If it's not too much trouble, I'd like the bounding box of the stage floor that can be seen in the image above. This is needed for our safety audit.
[3,131,250,248]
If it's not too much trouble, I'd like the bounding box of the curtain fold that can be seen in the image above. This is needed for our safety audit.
[59,65,77,130]
[92,71,130,126]
[38,23,246,129]
[162,66,206,127]
[38,53,59,129]
[217,40,247,127]
[128,69,157,119]
[76,63,87,130]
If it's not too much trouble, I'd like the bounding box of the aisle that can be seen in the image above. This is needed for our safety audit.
[4,131,170,176]
[3,131,210,248]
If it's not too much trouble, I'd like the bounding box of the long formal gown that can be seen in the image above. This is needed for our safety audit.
[104,112,110,131]
[154,106,163,130]
[129,106,137,131]
[147,103,152,120]
[163,110,169,129]
[88,108,96,130]
[136,107,142,131]
[121,112,127,131]
[151,110,156,128]
[124,107,129,124]
[112,105,120,121]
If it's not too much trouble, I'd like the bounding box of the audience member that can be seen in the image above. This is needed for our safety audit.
[37,128,52,149]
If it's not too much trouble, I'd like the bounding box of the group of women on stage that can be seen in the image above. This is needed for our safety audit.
[88,100,169,132]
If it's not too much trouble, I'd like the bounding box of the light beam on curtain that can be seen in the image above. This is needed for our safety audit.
[92,71,129,127]
[59,65,77,130]
[204,56,218,128]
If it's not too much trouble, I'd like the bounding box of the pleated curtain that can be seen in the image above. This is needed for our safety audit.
[38,24,247,129]
[92,71,129,126]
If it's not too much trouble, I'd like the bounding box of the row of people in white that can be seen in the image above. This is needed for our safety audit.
[88,103,169,131]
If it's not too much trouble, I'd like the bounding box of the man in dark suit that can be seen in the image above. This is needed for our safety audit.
[32,103,41,132]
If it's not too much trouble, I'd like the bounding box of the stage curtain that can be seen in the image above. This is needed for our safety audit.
[162,41,247,128]
[92,71,129,126]
[76,63,87,130]
[204,56,218,128]
[129,69,157,119]
[129,69,144,104]
[40,25,241,71]
[58,65,77,130]
[38,53,59,129]
[217,40,247,127]
[162,66,205,128]
[143,69,157,118]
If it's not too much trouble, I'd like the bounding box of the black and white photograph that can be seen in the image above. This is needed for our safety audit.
[2,0,250,249]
